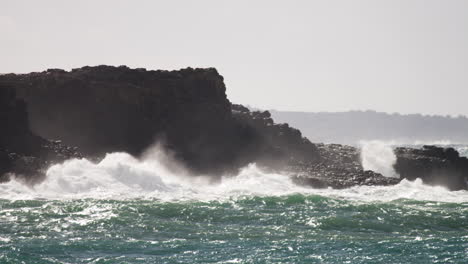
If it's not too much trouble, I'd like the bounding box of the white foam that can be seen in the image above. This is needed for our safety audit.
[360,140,399,178]
[312,178,468,203]
[0,152,308,201]
[0,149,467,203]
[456,146,468,158]
[412,140,457,146]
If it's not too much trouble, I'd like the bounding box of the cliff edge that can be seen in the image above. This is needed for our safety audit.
[1,66,318,177]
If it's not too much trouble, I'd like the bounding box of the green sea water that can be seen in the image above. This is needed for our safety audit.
[1,196,467,263]
[0,144,467,263]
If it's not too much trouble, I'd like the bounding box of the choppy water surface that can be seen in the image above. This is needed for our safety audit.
[0,145,467,263]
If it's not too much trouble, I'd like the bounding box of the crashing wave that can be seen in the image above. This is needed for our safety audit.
[0,150,467,203]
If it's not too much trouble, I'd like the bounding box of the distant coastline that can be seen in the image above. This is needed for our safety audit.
[270,110,468,145]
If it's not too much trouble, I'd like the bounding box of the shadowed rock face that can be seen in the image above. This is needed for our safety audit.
[2,66,237,175]
[5,66,230,155]
[1,66,319,176]
[0,85,41,180]
[394,145,468,191]
[0,86,30,151]
[0,86,81,183]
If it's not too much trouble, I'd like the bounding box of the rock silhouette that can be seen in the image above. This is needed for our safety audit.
[1,65,467,190]
[1,66,318,177]
[0,85,81,183]
[395,145,468,190]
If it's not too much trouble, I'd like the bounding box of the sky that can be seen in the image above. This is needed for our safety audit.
[2,0,468,116]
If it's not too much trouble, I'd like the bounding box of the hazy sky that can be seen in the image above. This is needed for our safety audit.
[2,0,468,116]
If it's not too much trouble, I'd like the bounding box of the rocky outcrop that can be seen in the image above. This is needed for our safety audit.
[0,66,320,177]
[2,66,237,175]
[287,143,468,190]
[1,65,467,191]
[0,85,81,183]
[288,144,400,189]
[230,107,400,188]
[394,145,468,190]
[231,104,320,169]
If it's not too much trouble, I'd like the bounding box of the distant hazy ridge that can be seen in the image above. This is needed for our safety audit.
[270,110,468,144]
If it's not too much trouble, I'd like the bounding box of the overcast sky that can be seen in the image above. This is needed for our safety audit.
[2,0,468,116]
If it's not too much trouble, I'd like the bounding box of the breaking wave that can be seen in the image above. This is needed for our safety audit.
[0,150,467,203]
[360,140,399,178]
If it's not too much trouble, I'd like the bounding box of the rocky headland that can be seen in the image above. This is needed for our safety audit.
[1,65,467,190]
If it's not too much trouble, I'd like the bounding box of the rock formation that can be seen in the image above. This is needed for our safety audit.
[289,144,401,189]
[1,66,318,176]
[1,65,467,190]
[231,104,319,169]
[0,85,81,183]
[395,145,468,190]
[290,143,468,190]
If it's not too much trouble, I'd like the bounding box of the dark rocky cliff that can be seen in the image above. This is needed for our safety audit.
[1,66,318,176]
[1,65,467,190]
[0,85,81,182]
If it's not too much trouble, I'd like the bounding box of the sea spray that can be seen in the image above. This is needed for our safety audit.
[360,140,399,178]
[457,145,468,157]
[1,148,467,263]
[1,149,467,203]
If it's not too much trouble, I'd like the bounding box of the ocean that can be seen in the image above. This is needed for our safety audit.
[0,144,467,263]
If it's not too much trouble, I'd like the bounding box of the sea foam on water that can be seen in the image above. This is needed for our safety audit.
[0,145,467,203]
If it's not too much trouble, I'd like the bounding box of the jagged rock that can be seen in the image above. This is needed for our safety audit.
[231,105,320,170]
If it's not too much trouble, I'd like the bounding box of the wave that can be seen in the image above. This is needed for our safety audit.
[359,140,468,158]
[0,150,467,203]
[456,145,468,157]
[360,140,399,178]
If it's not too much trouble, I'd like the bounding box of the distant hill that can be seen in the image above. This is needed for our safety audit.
[270,110,468,145]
